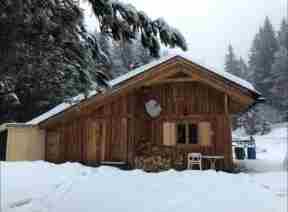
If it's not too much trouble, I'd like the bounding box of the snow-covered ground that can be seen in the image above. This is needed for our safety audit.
[234,122,287,172]
[1,123,287,212]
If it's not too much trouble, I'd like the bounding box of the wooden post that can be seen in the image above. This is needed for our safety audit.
[224,94,228,114]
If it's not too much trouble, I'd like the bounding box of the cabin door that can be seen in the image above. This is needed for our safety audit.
[86,119,106,165]
[46,131,60,162]
[106,118,128,162]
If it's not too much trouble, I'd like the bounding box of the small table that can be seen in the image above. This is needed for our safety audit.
[202,155,224,170]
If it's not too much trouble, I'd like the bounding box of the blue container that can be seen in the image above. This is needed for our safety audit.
[247,147,256,159]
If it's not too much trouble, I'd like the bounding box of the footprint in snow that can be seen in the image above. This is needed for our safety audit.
[261,184,271,190]
[276,192,287,198]
[8,198,32,208]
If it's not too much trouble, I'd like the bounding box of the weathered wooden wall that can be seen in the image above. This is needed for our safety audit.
[45,81,233,170]
[6,126,45,161]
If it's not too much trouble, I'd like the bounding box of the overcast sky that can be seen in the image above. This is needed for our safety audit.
[83,0,287,70]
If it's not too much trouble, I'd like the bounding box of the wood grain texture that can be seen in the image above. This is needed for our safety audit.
[44,80,235,170]
[40,57,257,129]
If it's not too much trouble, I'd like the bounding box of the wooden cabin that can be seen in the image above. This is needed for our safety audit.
[0,55,261,171]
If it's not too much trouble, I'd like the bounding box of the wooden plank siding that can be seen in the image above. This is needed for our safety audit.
[45,81,235,170]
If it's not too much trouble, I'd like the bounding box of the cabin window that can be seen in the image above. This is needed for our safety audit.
[188,123,198,144]
[176,123,186,144]
[163,121,212,146]
[176,122,199,145]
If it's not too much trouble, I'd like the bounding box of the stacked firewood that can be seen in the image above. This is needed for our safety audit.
[134,139,186,172]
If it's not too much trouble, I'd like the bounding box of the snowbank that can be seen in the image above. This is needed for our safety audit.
[1,161,286,212]
[1,123,286,212]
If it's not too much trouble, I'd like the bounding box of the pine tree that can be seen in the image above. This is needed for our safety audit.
[278,19,288,51]
[225,45,241,129]
[239,106,268,135]
[228,17,286,131]
[270,47,288,110]
[118,38,153,74]
[0,0,93,122]
[86,1,188,56]
[225,45,241,76]
[224,45,251,80]
[269,18,288,113]
[245,18,280,131]
[238,57,250,80]
[0,0,187,123]
[249,17,278,99]
[102,37,153,78]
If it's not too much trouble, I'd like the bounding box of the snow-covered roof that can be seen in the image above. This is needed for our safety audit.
[110,53,257,92]
[27,54,259,125]
[0,123,35,132]
[27,92,97,125]
[26,102,74,125]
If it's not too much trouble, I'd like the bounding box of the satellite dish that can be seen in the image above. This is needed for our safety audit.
[145,99,162,118]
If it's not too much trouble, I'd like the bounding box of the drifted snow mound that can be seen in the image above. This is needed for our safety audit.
[1,161,287,212]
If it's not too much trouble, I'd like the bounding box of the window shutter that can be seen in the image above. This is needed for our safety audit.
[199,122,212,146]
[163,122,176,146]
[170,123,176,146]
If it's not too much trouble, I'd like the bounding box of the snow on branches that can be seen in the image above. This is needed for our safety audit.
[87,0,188,57]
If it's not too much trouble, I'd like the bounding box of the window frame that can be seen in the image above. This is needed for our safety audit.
[175,121,199,145]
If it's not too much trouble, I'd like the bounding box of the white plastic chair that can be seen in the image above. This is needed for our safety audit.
[187,153,202,170]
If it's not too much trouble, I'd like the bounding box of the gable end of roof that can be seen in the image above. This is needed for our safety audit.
[27,54,261,125]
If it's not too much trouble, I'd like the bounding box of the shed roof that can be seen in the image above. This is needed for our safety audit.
[26,54,260,125]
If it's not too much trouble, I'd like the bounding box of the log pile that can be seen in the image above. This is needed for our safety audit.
[134,139,186,172]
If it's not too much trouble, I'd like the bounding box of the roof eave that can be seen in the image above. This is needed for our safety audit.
[30,54,260,126]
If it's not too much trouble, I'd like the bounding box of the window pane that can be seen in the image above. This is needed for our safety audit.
[188,123,198,144]
[176,123,186,144]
